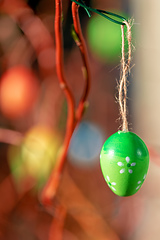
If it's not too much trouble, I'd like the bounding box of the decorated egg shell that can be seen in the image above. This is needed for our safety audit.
[100,131,149,196]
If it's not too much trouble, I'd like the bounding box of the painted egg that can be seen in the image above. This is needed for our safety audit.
[100,131,149,196]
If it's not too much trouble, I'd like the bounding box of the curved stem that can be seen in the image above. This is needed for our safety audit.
[41,0,91,207]
[54,0,75,137]
[41,0,75,206]
[49,204,66,240]
[72,1,91,125]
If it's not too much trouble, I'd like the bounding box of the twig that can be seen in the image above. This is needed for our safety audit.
[41,0,91,206]
[41,0,75,206]
[49,204,67,240]
[71,1,91,125]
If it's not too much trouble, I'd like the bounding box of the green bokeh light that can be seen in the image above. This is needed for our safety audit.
[87,10,129,63]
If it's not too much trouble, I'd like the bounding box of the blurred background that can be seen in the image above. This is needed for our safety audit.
[0,0,160,239]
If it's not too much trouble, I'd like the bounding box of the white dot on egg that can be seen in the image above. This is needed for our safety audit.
[126,156,130,162]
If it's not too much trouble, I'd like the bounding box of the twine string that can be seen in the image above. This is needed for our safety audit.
[119,20,132,132]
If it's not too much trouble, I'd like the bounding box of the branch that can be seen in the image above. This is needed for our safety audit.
[41,0,91,207]
[72,1,91,125]
[49,204,67,240]
[41,0,75,206]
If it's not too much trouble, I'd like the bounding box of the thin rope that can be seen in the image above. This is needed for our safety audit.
[119,20,132,132]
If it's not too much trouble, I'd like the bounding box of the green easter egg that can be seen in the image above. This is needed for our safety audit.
[100,131,149,196]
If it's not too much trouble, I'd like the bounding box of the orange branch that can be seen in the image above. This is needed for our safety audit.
[41,0,91,207]
[41,0,75,206]
[49,204,67,240]
[72,1,91,124]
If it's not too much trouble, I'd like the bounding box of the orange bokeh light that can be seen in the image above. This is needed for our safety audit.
[0,65,40,119]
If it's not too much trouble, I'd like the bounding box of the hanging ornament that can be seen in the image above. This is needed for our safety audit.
[100,20,149,196]
[100,131,149,196]
[70,0,150,196]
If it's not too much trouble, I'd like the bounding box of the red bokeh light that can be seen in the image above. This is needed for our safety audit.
[0,65,40,119]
